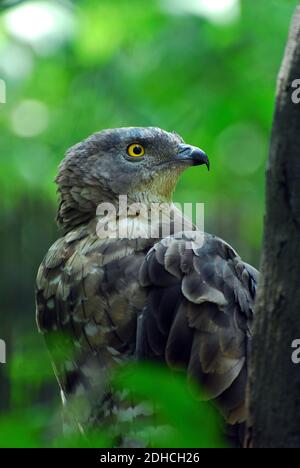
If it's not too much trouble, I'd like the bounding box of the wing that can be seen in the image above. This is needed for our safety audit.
[138,231,258,425]
[35,222,150,434]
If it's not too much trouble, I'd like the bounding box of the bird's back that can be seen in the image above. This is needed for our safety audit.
[36,218,154,435]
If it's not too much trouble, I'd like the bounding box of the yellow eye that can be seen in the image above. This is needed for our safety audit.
[127,143,145,157]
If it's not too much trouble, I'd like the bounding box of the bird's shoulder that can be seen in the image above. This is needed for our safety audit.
[140,231,257,315]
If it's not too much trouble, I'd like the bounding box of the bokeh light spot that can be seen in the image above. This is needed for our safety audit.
[215,123,266,176]
[162,0,240,24]
[11,100,49,138]
[3,1,75,53]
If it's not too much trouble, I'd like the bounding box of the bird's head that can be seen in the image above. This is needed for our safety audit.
[56,127,209,232]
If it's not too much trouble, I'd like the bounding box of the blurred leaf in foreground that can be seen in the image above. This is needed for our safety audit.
[112,362,226,448]
[0,331,225,447]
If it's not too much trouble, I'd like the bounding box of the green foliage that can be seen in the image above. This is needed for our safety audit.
[0,336,225,447]
[113,363,225,448]
[0,409,51,448]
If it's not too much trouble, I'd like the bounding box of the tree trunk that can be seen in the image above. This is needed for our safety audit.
[248,6,300,448]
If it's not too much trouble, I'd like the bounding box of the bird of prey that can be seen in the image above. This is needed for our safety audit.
[36,127,258,446]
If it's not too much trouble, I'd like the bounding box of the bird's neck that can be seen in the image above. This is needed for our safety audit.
[56,184,175,234]
[128,191,172,205]
[95,195,194,241]
[56,183,195,240]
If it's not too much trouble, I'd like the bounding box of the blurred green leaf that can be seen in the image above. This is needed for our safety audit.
[113,362,226,448]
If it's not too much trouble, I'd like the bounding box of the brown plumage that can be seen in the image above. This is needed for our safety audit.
[35,127,257,444]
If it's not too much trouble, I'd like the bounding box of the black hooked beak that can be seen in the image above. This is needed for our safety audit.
[176,143,210,171]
